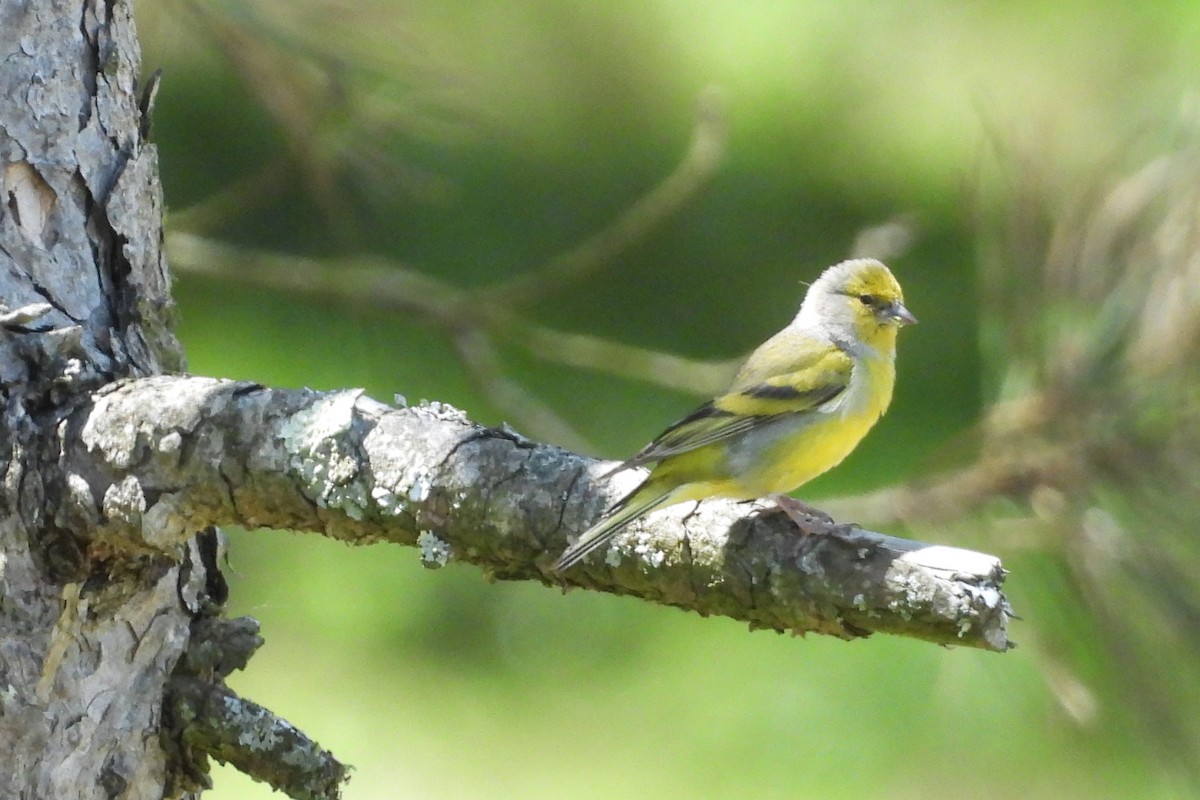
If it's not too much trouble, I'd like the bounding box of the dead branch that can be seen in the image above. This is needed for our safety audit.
[66,374,1014,652]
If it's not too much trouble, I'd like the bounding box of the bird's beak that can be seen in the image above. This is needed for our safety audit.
[888,301,918,326]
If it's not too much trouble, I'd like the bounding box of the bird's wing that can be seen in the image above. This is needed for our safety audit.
[611,345,853,471]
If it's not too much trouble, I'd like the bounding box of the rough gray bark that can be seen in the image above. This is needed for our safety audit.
[0,0,200,798]
[0,2,1012,799]
[67,376,1013,652]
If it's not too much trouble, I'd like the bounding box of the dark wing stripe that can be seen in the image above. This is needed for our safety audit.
[652,414,765,452]
[609,402,732,472]
[742,383,837,402]
[670,402,734,426]
[787,382,845,407]
[607,375,846,474]
[742,383,807,400]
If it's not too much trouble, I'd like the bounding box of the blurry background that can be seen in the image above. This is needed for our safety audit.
[136,2,1200,797]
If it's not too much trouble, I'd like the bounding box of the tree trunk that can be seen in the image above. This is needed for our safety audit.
[1,0,195,796]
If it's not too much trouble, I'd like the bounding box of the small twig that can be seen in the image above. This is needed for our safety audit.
[482,85,728,307]
[508,320,739,396]
[167,233,739,400]
[451,326,594,453]
[167,233,462,322]
[167,160,293,235]
[850,215,918,261]
[177,0,361,242]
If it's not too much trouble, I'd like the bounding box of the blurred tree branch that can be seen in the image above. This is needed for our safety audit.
[167,229,740,449]
[821,121,1200,782]
[482,85,728,307]
[174,0,471,238]
[167,89,738,452]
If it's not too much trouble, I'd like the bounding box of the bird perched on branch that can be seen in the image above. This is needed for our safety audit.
[554,258,916,571]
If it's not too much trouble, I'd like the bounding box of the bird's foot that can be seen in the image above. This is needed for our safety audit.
[770,494,837,534]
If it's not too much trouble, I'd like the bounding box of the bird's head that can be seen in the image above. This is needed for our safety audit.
[798,258,916,351]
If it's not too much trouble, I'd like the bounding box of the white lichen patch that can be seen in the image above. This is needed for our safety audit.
[897,544,1001,577]
[325,480,370,521]
[60,357,83,382]
[281,391,360,447]
[406,468,431,503]
[632,537,667,568]
[371,485,405,516]
[797,548,825,577]
[413,400,469,424]
[81,393,139,468]
[82,378,219,469]
[449,489,469,512]
[974,585,1003,609]
[417,530,452,568]
[141,494,193,548]
[156,430,183,455]
[280,391,368,519]
[65,472,98,525]
[102,475,146,528]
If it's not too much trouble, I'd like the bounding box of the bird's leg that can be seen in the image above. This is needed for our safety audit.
[770,493,836,534]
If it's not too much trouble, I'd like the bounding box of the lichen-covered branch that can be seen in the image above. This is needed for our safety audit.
[68,374,1014,652]
[166,677,347,800]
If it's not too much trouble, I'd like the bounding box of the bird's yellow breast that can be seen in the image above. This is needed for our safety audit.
[640,350,896,503]
[728,352,895,497]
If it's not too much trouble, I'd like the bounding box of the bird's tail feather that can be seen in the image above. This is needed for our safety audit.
[554,487,674,571]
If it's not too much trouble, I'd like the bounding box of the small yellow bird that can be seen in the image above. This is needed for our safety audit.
[554,258,916,571]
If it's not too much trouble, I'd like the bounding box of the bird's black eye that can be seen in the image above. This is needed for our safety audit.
[857,294,876,306]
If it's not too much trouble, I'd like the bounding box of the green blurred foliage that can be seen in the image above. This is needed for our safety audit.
[135,2,1200,797]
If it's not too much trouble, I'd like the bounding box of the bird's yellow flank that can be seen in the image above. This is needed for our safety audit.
[554,258,916,571]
